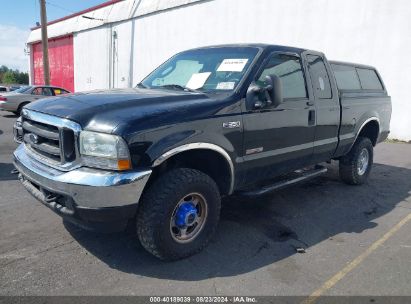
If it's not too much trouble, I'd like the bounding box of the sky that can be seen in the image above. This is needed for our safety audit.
[0,0,107,72]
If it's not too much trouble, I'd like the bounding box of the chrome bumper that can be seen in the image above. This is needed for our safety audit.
[13,117,23,143]
[13,144,152,209]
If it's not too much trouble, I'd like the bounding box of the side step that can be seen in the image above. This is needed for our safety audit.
[239,165,327,197]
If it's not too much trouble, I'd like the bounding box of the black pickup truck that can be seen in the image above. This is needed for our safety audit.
[13,44,391,260]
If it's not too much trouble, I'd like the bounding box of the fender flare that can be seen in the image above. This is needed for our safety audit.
[349,117,380,150]
[152,142,235,195]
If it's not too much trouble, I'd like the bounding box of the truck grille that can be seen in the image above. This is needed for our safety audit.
[21,109,81,170]
[23,119,62,162]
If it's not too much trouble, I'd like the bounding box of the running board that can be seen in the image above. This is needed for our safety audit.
[238,165,327,197]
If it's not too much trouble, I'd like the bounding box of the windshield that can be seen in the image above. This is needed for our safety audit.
[141,47,259,93]
[14,86,32,93]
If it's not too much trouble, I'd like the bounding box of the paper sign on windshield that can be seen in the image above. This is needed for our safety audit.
[217,59,249,72]
[186,72,211,90]
[216,82,235,90]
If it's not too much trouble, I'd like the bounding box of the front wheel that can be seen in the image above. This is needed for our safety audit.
[136,168,221,260]
[339,137,373,185]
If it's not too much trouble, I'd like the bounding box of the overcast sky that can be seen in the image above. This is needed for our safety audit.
[0,0,105,72]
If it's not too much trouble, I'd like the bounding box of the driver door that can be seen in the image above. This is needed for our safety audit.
[241,52,316,186]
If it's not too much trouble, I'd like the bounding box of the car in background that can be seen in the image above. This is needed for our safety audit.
[0,85,70,115]
[0,86,8,92]
[9,86,23,91]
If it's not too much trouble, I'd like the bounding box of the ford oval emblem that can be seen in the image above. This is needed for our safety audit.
[29,133,39,144]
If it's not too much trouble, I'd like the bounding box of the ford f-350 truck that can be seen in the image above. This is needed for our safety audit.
[13,44,391,260]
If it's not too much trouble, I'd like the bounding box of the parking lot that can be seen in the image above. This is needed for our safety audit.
[0,111,410,297]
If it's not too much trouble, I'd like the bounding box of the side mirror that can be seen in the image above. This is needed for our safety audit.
[246,75,283,110]
[265,74,283,107]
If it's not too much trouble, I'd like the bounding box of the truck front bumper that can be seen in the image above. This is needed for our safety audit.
[13,144,152,231]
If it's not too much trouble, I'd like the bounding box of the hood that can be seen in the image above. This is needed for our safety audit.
[26,88,218,134]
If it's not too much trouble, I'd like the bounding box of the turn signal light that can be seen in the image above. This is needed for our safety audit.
[117,159,132,170]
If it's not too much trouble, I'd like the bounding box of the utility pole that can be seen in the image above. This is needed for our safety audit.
[39,0,50,85]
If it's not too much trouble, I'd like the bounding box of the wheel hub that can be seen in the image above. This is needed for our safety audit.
[175,202,198,228]
[357,148,369,176]
[170,193,208,243]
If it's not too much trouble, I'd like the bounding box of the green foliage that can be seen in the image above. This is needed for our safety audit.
[0,66,29,84]
[2,71,17,84]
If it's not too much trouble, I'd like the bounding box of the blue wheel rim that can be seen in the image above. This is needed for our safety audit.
[170,192,208,243]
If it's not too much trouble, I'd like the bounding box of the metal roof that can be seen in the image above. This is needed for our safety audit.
[28,0,205,44]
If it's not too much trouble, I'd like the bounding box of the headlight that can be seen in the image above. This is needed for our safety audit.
[79,131,131,170]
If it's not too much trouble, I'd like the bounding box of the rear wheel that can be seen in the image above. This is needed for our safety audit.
[136,168,221,260]
[339,137,373,185]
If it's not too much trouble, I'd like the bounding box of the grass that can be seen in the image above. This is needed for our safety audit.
[385,138,411,144]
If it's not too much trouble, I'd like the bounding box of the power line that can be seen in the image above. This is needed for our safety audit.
[45,1,76,14]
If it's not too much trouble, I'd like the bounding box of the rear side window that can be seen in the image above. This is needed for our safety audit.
[53,88,69,95]
[356,68,383,90]
[42,88,53,96]
[307,55,332,99]
[331,64,361,90]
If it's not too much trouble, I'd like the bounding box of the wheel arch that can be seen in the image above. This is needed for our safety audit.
[152,143,235,195]
[17,101,31,113]
[356,117,380,146]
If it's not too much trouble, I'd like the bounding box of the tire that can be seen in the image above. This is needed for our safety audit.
[136,168,221,261]
[339,136,373,185]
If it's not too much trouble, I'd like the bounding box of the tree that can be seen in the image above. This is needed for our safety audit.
[0,66,29,84]
[0,65,9,83]
[0,65,9,74]
[16,71,29,84]
[2,71,18,84]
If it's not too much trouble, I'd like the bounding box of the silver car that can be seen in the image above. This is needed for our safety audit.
[0,85,70,115]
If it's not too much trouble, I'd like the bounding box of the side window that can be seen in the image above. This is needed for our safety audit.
[331,64,362,90]
[42,88,53,96]
[307,55,332,99]
[356,68,383,90]
[32,88,42,95]
[257,54,307,99]
[53,88,68,95]
[55,89,69,95]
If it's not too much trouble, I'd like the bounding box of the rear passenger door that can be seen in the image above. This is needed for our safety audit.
[304,53,340,162]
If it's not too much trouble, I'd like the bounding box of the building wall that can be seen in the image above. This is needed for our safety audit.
[74,27,110,91]
[32,35,74,92]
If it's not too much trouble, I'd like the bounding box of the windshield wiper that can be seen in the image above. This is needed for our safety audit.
[158,84,202,93]
[137,83,148,89]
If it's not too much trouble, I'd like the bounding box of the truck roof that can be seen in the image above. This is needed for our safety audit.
[190,43,308,54]
[329,60,376,70]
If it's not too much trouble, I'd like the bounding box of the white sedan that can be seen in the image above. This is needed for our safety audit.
[0,85,70,115]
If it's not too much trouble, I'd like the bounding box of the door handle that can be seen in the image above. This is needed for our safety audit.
[308,110,316,125]
[306,101,314,106]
